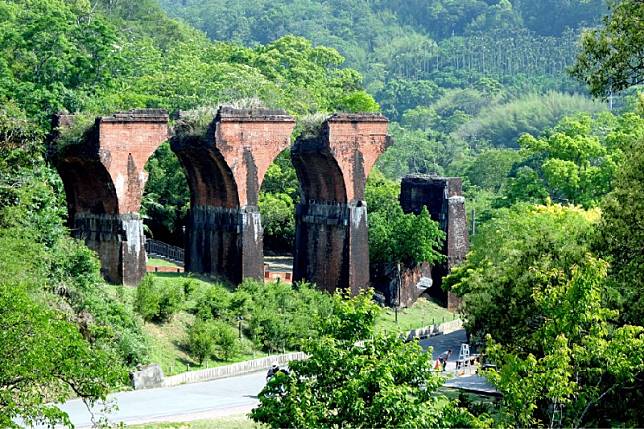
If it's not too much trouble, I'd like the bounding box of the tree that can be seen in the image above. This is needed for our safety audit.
[250,290,488,429]
[0,281,125,428]
[596,127,644,325]
[445,203,600,352]
[446,202,644,427]
[571,0,644,97]
[485,256,644,427]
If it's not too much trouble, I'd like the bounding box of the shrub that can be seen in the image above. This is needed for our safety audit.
[212,320,240,361]
[135,275,184,323]
[187,319,214,365]
[182,278,197,296]
[187,319,240,364]
[135,275,161,322]
[194,284,231,321]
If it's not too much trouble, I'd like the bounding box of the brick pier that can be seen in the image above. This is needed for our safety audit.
[171,107,295,284]
[53,110,170,285]
[291,114,390,295]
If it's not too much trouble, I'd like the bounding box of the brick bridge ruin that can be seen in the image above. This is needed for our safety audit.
[52,108,391,291]
[51,110,170,284]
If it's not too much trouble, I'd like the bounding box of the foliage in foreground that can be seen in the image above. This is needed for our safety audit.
[0,104,144,425]
[447,203,600,352]
[447,201,644,427]
[0,281,125,428]
[486,255,644,427]
[251,293,488,428]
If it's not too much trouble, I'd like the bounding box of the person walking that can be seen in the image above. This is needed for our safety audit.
[438,349,452,371]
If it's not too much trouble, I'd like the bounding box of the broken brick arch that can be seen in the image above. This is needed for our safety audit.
[170,107,296,285]
[52,108,391,293]
[52,110,170,285]
[291,114,391,294]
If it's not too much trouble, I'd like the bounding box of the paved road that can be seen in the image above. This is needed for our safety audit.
[29,329,493,428]
[32,371,266,428]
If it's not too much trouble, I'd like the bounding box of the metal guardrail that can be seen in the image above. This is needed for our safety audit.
[145,239,184,265]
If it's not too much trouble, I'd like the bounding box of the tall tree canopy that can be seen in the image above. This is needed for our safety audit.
[571,0,644,97]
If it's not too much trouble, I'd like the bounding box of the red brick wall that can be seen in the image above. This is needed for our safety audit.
[98,113,169,214]
[214,110,295,207]
[325,114,390,203]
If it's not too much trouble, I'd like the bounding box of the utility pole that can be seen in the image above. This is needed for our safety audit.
[471,208,476,236]
[395,262,402,324]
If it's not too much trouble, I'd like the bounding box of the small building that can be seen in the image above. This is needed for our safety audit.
[264,256,293,284]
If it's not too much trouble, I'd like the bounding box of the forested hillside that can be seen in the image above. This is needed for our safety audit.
[160,0,606,112]
[1,0,643,427]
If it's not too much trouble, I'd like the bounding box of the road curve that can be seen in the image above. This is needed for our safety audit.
[33,371,266,428]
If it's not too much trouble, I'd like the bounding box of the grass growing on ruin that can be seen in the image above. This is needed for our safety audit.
[376,298,456,334]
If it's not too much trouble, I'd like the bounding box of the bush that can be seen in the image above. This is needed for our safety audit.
[212,320,240,361]
[135,275,184,323]
[187,319,240,364]
[181,278,199,296]
[187,319,214,365]
[194,284,231,321]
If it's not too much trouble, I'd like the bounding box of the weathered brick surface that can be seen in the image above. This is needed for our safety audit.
[399,174,469,308]
[371,262,433,307]
[53,109,170,285]
[172,108,295,284]
[292,114,390,294]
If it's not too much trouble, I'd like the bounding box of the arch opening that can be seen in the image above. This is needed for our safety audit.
[291,144,347,204]
[57,156,119,222]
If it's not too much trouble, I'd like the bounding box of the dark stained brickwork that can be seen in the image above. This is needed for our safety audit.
[172,107,295,284]
[399,174,469,310]
[292,114,390,294]
[53,110,170,285]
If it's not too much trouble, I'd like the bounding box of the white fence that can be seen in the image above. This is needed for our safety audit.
[404,319,463,341]
[161,352,307,388]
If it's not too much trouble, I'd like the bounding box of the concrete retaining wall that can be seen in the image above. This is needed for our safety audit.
[161,352,307,388]
[137,320,463,390]
[404,319,463,341]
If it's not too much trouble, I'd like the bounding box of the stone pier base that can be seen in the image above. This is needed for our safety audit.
[72,213,146,285]
[186,205,263,284]
[293,202,369,295]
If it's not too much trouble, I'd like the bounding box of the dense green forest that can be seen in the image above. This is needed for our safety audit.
[1,0,643,427]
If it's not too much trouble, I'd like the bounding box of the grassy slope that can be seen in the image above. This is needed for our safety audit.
[141,273,267,376]
[108,273,454,376]
[376,298,456,334]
